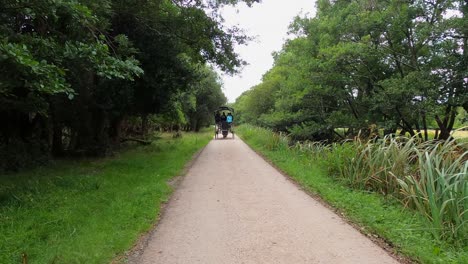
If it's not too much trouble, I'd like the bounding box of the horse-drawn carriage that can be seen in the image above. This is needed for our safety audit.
[214,106,234,139]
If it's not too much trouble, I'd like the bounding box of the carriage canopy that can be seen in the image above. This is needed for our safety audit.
[214,106,235,139]
[214,106,234,115]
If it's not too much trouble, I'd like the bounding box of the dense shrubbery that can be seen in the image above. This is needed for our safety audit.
[0,0,260,171]
[0,138,50,172]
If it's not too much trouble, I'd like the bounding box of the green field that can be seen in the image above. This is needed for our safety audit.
[0,132,212,264]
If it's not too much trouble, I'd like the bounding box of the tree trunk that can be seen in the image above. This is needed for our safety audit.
[92,106,110,153]
[73,69,100,155]
[415,121,423,139]
[52,122,63,156]
[422,111,428,141]
[110,117,124,144]
[396,107,415,137]
[141,114,148,137]
[435,106,456,140]
[193,118,202,132]
[462,1,468,113]
[435,119,449,141]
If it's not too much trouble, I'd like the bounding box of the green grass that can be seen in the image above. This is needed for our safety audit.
[0,131,212,264]
[237,124,468,264]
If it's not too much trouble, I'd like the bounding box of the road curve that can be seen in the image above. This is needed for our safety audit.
[137,135,399,264]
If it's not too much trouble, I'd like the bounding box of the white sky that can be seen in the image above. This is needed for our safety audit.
[219,0,317,102]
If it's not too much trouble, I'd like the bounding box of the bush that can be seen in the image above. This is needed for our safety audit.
[0,138,49,172]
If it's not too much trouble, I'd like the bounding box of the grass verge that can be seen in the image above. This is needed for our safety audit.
[0,131,212,264]
[236,125,467,264]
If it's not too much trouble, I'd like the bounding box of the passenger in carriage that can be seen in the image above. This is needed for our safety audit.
[226,113,233,123]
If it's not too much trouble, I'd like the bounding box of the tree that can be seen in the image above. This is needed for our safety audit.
[109,0,257,137]
[184,65,227,131]
[238,0,467,142]
[0,0,260,170]
[0,0,142,169]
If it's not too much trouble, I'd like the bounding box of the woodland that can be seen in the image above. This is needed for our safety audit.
[235,0,467,142]
[0,0,259,171]
[1,0,467,259]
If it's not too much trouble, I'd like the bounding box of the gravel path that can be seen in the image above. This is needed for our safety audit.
[137,135,399,264]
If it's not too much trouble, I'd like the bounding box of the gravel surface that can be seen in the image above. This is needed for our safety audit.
[136,135,399,264]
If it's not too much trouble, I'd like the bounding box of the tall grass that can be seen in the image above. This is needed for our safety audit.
[238,125,289,152]
[397,141,468,243]
[333,137,467,244]
[342,137,419,194]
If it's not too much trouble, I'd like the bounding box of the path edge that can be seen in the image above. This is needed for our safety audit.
[236,136,413,264]
[112,140,211,264]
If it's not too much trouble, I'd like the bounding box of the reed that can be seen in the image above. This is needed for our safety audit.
[397,140,468,243]
[339,136,467,244]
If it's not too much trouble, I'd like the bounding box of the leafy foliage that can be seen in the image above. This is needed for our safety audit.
[0,0,255,170]
[235,0,468,142]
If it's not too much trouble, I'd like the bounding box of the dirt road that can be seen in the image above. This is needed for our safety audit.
[136,135,399,264]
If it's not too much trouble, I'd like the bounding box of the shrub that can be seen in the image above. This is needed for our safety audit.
[0,138,49,172]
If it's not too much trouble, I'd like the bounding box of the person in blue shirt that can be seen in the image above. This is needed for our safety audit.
[226,113,233,123]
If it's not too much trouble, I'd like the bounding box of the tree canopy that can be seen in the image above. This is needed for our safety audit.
[0,0,258,171]
[235,0,467,142]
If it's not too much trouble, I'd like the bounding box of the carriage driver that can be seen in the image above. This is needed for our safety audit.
[215,112,221,123]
